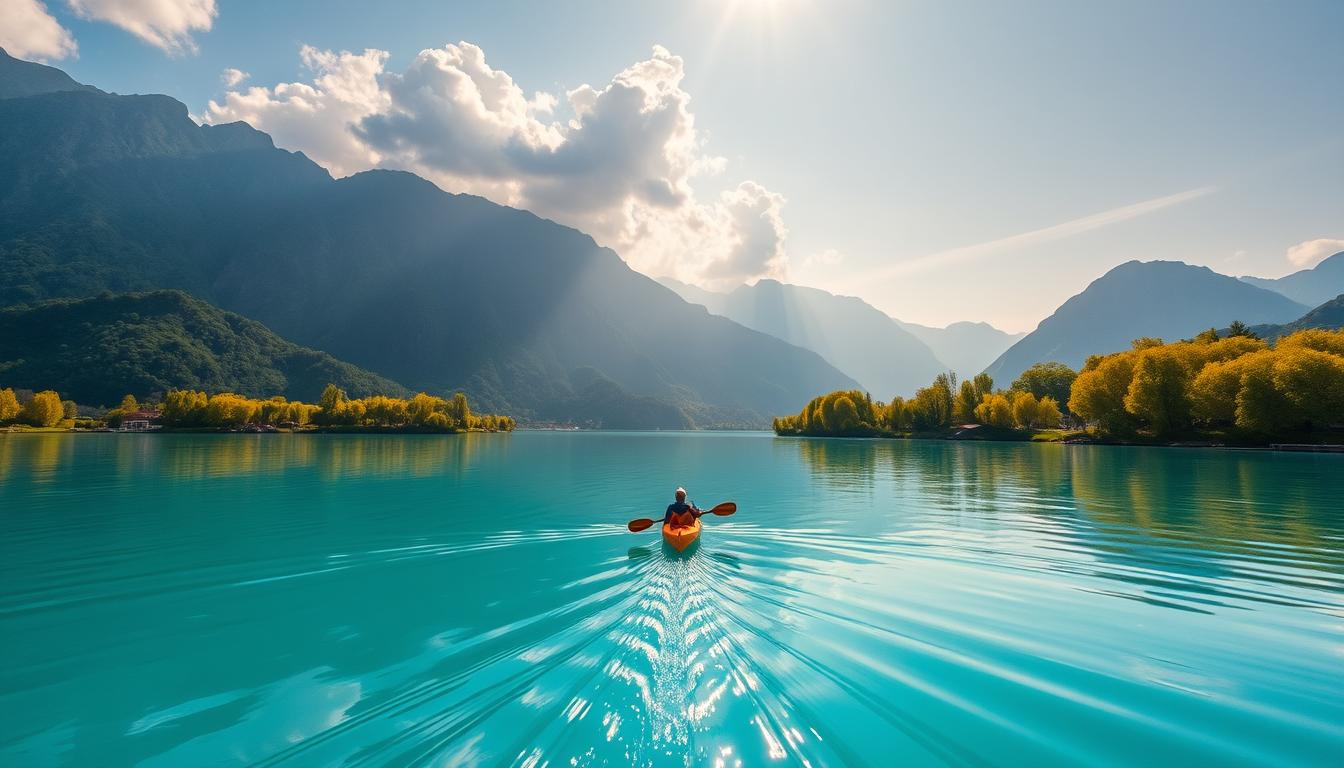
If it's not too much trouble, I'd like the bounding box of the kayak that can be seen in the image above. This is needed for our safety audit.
[662,518,701,552]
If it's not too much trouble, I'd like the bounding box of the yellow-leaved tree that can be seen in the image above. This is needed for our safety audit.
[21,390,65,427]
[0,388,20,421]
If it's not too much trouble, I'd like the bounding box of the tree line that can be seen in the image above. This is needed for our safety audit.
[0,389,75,428]
[1,385,516,433]
[1068,327,1344,437]
[774,325,1344,441]
[772,367,1066,437]
[159,385,515,432]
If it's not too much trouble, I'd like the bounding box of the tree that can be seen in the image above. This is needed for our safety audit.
[0,388,19,421]
[1227,320,1259,340]
[21,390,64,427]
[1069,353,1137,434]
[1190,357,1244,425]
[910,374,955,430]
[1194,328,1220,344]
[449,392,472,429]
[955,379,980,424]
[973,394,1014,428]
[62,400,78,419]
[972,373,994,399]
[1011,362,1077,411]
[1124,347,1192,436]
[1277,328,1344,357]
[119,394,139,412]
[1271,347,1344,428]
[882,397,910,432]
[1235,353,1293,433]
[831,395,861,433]
[1035,396,1063,429]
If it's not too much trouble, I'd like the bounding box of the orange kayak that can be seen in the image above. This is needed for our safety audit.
[662,518,701,552]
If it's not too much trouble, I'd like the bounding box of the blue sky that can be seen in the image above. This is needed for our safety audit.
[7,0,1343,331]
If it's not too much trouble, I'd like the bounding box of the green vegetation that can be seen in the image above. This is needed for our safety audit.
[0,387,73,428]
[773,370,1064,438]
[777,327,1344,445]
[1070,328,1344,439]
[159,385,513,432]
[1,383,513,433]
[0,291,406,407]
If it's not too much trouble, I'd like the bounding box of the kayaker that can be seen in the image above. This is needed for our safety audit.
[664,487,701,527]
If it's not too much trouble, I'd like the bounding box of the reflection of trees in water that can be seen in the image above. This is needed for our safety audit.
[313,434,504,481]
[144,434,500,482]
[791,436,1071,514]
[1068,447,1342,561]
[0,434,69,482]
[790,437,879,490]
[789,436,1342,591]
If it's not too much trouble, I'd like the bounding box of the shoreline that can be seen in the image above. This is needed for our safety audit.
[5,426,1342,452]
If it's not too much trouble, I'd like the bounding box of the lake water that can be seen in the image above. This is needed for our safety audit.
[0,432,1341,767]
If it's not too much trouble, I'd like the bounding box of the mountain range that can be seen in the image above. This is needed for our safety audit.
[658,278,947,397]
[1,48,1339,422]
[1244,294,1344,340]
[1240,252,1344,308]
[659,278,1024,392]
[984,260,1309,383]
[0,48,857,425]
[893,321,1025,384]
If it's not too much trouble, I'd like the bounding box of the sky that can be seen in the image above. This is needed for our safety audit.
[3,0,1342,332]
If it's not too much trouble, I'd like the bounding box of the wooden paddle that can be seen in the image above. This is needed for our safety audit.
[627,501,736,532]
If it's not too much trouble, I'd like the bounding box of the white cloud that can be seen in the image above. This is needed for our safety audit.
[220,67,247,87]
[1285,238,1344,269]
[67,0,216,54]
[206,46,389,176]
[0,0,77,61]
[203,42,787,286]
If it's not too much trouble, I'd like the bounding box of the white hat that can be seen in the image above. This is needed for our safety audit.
[675,487,686,496]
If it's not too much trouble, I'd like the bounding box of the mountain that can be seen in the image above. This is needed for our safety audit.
[985,260,1309,384]
[0,47,101,99]
[1244,294,1344,339]
[0,291,405,406]
[659,278,945,398]
[0,53,857,427]
[1239,252,1344,308]
[894,321,1025,381]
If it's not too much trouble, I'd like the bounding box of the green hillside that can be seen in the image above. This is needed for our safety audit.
[0,291,406,406]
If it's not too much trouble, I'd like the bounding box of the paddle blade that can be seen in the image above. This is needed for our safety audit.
[627,518,655,532]
[708,502,736,516]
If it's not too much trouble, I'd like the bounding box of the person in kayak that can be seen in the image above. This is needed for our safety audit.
[664,487,701,527]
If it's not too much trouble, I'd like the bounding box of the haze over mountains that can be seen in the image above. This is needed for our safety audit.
[893,321,1025,384]
[0,49,856,426]
[659,278,1022,392]
[658,278,947,398]
[984,261,1309,384]
[1239,251,1344,308]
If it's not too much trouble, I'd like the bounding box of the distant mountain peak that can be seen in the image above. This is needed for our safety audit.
[984,258,1309,383]
[0,46,102,100]
[1238,250,1344,308]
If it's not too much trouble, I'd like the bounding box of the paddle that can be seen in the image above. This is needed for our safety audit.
[627,501,735,532]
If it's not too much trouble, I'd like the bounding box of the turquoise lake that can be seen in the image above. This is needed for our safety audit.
[0,432,1341,767]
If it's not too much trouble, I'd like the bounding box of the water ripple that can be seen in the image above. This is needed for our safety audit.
[0,433,1341,766]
